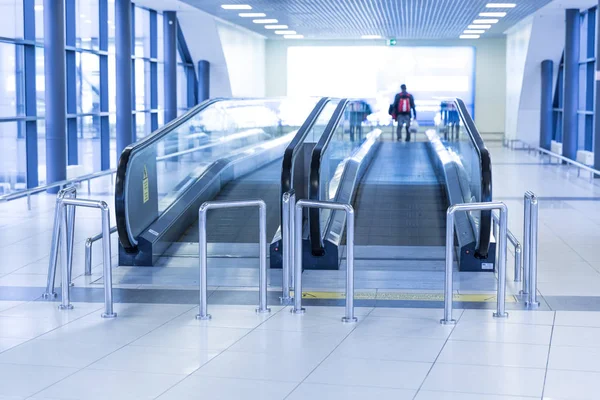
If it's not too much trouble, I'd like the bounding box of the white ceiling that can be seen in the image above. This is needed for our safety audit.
[178,0,556,39]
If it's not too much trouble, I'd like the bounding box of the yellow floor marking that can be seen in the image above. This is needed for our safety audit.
[292,291,518,303]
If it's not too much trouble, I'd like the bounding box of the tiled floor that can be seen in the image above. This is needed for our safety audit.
[1,145,600,398]
[1,302,600,399]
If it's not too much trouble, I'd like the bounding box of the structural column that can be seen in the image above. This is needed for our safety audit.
[562,9,581,160]
[163,11,178,123]
[44,0,67,190]
[116,0,133,157]
[198,60,210,103]
[540,60,553,150]
[595,0,600,173]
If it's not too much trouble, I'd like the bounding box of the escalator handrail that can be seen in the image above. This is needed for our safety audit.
[280,97,331,198]
[454,98,493,258]
[115,98,225,251]
[308,99,350,256]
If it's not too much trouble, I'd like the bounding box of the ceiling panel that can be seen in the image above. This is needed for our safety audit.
[180,0,554,39]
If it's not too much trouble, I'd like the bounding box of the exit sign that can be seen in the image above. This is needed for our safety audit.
[387,38,397,46]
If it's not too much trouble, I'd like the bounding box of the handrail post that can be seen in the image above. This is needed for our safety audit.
[66,200,76,287]
[493,204,509,318]
[196,206,211,320]
[292,202,305,314]
[441,209,456,325]
[526,194,540,308]
[522,193,532,296]
[514,243,523,282]
[43,186,77,299]
[100,204,117,318]
[196,200,271,320]
[84,238,93,276]
[280,191,294,304]
[341,204,357,323]
[58,202,73,310]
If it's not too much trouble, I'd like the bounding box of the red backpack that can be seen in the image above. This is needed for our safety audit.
[397,93,411,114]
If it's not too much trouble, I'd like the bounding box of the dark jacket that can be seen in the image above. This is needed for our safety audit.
[392,92,417,119]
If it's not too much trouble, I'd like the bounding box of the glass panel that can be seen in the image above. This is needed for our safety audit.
[108,53,116,113]
[0,121,26,194]
[35,47,45,117]
[177,64,187,110]
[0,0,23,38]
[578,64,587,109]
[35,0,43,40]
[134,6,150,57]
[123,98,319,241]
[76,0,99,50]
[109,113,117,168]
[578,114,586,150]
[77,115,101,173]
[134,58,146,110]
[77,53,101,114]
[157,62,164,111]
[157,12,164,61]
[0,43,22,118]
[37,119,45,185]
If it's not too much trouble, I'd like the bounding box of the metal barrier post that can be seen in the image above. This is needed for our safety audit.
[84,226,117,276]
[522,193,532,295]
[196,200,270,320]
[280,191,294,304]
[526,194,540,308]
[515,243,523,283]
[441,202,509,324]
[55,198,116,318]
[43,186,77,299]
[292,199,357,322]
[493,212,522,283]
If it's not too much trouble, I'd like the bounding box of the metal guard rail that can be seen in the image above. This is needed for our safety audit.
[308,99,350,256]
[454,98,493,259]
[0,168,116,209]
[115,98,224,251]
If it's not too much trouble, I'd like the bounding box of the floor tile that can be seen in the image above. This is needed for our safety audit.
[195,350,324,382]
[422,363,545,397]
[157,376,296,400]
[552,326,600,347]
[305,356,431,389]
[460,309,555,325]
[228,329,344,356]
[0,363,77,398]
[555,310,600,327]
[548,345,600,372]
[352,316,454,339]
[170,305,279,329]
[0,337,122,368]
[368,307,449,321]
[415,391,537,400]
[333,334,445,362]
[0,337,28,353]
[438,340,549,368]
[132,324,250,350]
[256,309,358,335]
[287,382,415,400]
[544,369,600,400]
[0,316,64,340]
[449,321,552,345]
[36,368,185,400]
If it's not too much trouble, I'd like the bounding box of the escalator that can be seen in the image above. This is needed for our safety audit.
[301,98,494,288]
[115,97,338,267]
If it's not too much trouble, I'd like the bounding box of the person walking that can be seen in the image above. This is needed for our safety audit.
[392,84,417,142]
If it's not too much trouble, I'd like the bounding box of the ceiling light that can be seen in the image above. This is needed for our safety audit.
[469,24,492,29]
[473,19,499,24]
[265,25,288,29]
[221,4,252,10]
[284,35,304,39]
[34,4,43,11]
[239,12,266,17]
[486,3,516,8]
[464,29,485,34]
[275,30,297,35]
[479,12,507,17]
[253,19,278,23]
[460,34,480,39]
[361,35,382,39]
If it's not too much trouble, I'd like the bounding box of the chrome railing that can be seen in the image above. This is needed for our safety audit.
[0,169,116,210]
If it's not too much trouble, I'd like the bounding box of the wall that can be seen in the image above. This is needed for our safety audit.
[266,38,507,134]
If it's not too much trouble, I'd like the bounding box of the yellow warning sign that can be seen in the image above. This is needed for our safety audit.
[291,291,517,303]
[142,166,149,203]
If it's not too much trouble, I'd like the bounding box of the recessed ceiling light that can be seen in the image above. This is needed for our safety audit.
[473,19,499,24]
[464,29,485,34]
[460,34,480,39]
[284,34,304,39]
[275,30,297,35]
[239,12,266,17]
[253,19,278,23]
[265,25,289,29]
[479,12,507,17]
[469,24,492,29]
[486,3,516,8]
[221,4,252,10]
[361,35,382,39]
